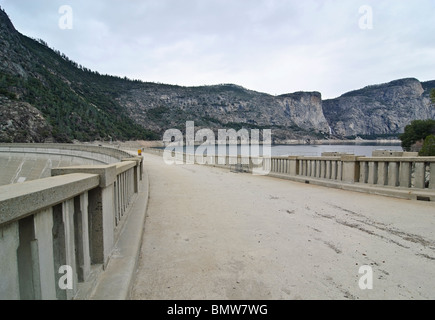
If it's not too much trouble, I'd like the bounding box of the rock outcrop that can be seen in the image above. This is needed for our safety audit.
[0,96,52,142]
[323,78,435,137]
[119,84,330,141]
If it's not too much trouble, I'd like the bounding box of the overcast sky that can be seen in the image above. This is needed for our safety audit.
[1,0,434,99]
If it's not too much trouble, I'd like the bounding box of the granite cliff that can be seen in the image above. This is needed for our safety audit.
[323,78,435,138]
[119,84,330,141]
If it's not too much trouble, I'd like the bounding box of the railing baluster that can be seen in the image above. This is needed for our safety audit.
[414,162,426,189]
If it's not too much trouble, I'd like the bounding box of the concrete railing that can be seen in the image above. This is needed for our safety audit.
[0,143,133,165]
[143,147,435,201]
[267,155,435,189]
[0,155,143,300]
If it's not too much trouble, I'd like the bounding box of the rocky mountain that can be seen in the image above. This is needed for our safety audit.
[0,6,434,143]
[0,7,158,143]
[119,84,330,141]
[323,78,435,138]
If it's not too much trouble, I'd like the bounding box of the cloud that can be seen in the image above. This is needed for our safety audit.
[1,0,434,98]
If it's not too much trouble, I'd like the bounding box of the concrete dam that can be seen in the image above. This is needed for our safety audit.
[0,144,135,186]
[0,143,435,300]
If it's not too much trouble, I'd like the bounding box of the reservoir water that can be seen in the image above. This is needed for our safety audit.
[271,143,403,157]
[166,142,403,157]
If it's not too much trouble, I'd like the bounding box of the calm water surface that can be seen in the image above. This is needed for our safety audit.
[169,143,403,157]
[271,144,403,157]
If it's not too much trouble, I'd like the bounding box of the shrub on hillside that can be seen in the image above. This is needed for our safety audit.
[419,134,435,156]
[400,119,435,151]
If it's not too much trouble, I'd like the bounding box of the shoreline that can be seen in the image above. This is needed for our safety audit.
[274,139,402,146]
[102,139,402,149]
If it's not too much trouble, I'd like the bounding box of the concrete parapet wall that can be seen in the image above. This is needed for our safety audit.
[0,174,99,226]
[142,147,435,201]
[0,146,144,300]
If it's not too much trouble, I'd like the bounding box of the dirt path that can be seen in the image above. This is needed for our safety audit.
[130,153,435,300]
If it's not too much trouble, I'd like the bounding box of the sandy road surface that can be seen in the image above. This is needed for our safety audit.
[130,153,435,300]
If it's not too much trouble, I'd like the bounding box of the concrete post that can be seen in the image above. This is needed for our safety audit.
[331,161,337,180]
[88,184,115,267]
[310,160,317,178]
[33,208,56,299]
[120,173,125,214]
[325,161,331,179]
[368,161,377,185]
[399,162,411,188]
[63,199,79,300]
[0,221,20,300]
[377,162,388,186]
[388,162,400,187]
[74,194,91,282]
[52,165,117,268]
[52,200,79,300]
[337,161,343,181]
[307,160,312,177]
[430,163,435,189]
[341,155,359,183]
[300,159,306,176]
[414,162,426,189]
[288,157,299,176]
[122,158,142,193]
[265,157,271,173]
[359,161,368,184]
[320,161,325,179]
[17,216,40,300]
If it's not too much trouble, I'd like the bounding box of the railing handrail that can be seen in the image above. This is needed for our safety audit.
[0,173,99,227]
[116,160,137,175]
[357,156,435,162]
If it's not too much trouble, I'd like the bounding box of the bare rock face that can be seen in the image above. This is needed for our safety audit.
[323,78,435,137]
[0,8,30,79]
[0,96,52,142]
[119,84,330,141]
[276,92,329,133]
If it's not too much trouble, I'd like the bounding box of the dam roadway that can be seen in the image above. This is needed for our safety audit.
[128,152,435,300]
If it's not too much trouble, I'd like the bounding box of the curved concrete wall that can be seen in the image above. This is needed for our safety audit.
[0,144,133,186]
